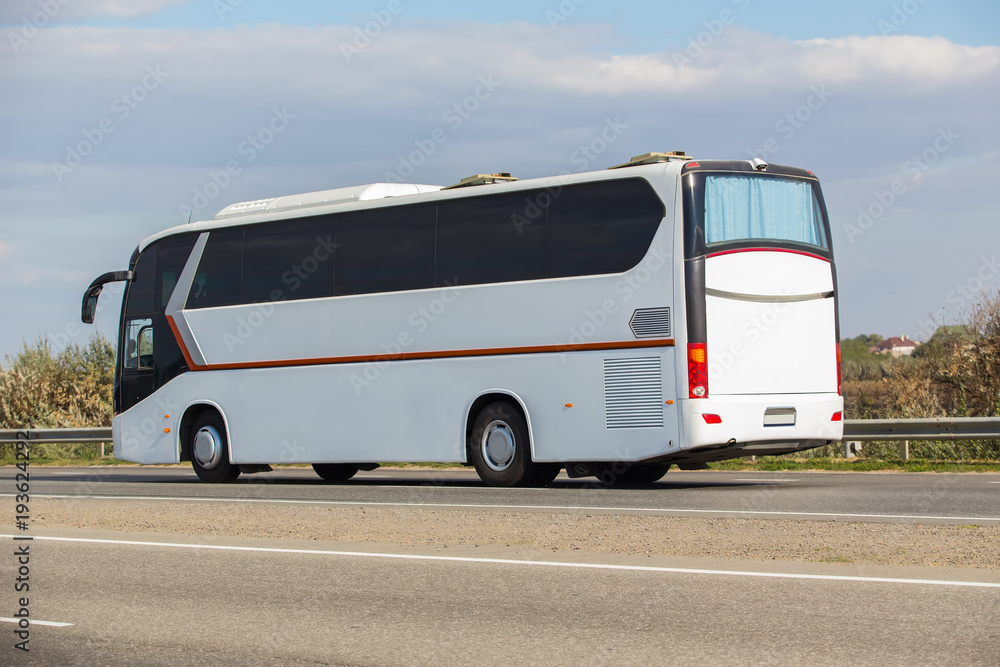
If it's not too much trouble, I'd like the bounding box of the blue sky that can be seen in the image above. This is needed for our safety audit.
[1,0,998,359]
[3,0,998,47]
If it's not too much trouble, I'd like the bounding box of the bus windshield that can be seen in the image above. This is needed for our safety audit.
[702,174,828,250]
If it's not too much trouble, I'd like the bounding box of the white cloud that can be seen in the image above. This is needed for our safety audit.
[0,0,191,23]
[0,22,998,352]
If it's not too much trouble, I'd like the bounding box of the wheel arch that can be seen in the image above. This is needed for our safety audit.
[179,401,231,463]
[464,390,535,462]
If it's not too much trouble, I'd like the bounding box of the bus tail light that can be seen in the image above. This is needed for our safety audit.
[702,414,722,424]
[831,412,843,422]
[688,343,708,399]
[836,343,842,395]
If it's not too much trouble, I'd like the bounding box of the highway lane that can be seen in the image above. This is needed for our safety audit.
[3,466,999,524]
[4,531,998,666]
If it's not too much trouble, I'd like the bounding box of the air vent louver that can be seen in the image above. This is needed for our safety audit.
[604,357,664,429]
[629,308,671,338]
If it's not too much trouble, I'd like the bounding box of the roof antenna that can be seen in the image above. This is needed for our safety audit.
[186,209,193,224]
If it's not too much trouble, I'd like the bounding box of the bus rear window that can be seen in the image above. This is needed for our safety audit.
[703,175,828,250]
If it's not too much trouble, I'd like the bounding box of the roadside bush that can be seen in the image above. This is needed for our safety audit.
[836,291,1000,460]
[0,334,115,430]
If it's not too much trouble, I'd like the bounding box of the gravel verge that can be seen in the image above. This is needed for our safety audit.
[33,498,999,569]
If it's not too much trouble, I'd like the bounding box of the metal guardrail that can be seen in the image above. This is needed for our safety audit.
[0,428,113,444]
[842,418,1000,441]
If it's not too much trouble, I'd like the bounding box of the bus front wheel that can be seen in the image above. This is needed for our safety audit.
[190,412,241,483]
[470,401,542,487]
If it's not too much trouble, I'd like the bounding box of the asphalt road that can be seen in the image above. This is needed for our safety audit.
[4,466,1000,524]
[4,532,999,666]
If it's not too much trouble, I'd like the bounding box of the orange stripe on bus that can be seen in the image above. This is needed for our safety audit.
[166,315,198,370]
[163,326,674,372]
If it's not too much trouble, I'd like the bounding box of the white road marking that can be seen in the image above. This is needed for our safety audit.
[0,617,73,627]
[12,493,1000,523]
[11,535,1000,590]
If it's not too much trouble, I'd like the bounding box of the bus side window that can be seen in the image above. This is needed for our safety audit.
[137,325,154,369]
[124,317,153,370]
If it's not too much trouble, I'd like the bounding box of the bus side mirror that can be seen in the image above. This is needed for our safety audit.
[81,286,102,324]
[81,270,133,324]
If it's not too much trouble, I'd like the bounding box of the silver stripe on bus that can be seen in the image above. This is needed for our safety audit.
[705,288,834,303]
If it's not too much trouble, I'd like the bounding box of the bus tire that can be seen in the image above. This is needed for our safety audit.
[600,463,670,487]
[190,412,241,483]
[529,464,562,487]
[312,463,359,482]
[470,401,537,487]
[626,464,671,484]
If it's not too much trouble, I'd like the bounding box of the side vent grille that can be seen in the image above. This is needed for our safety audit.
[629,308,671,338]
[604,357,664,429]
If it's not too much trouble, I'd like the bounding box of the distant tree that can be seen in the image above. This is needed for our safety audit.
[840,334,888,381]
[925,295,1000,417]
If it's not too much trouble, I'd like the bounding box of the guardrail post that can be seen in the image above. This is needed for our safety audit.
[898,440,909,461]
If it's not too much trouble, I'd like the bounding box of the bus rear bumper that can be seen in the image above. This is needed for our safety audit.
[679,393,844,457]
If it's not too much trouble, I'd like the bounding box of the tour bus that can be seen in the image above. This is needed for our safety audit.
[81,151,843,486]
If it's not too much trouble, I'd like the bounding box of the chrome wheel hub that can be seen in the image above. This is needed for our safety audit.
[193,425,224,469]
[482,420,516,472]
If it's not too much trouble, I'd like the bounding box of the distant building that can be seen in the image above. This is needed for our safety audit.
[873,335,919,357]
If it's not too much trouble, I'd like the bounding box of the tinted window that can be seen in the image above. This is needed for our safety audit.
[187,228,244,308]
[547,180,665,278]
[125,250,155,315]
[336,205,436,296]
[437,193,546,287]
[244,216,336,303]
[155,234,197,309]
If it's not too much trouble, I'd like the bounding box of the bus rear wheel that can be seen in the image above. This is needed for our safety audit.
[190,412,241,483]
[312,463,359,482]
[597,463,670,487]
[470,401,544,487]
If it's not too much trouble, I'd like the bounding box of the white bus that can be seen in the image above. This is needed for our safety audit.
[82,151,843,486]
